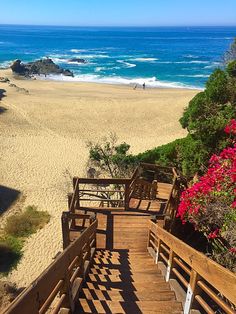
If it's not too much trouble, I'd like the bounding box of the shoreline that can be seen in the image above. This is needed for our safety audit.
[0,67,203,91]
[0,68,199,287]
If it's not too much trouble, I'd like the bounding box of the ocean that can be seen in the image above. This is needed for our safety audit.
[0,25,235,89]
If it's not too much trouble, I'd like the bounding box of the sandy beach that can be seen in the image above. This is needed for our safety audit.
[0,69,198,287]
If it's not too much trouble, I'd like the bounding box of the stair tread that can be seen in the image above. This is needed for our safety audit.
[81,287,176,301]
[76,299,183,314]
[85,281,171,291]
[75,249,181,314]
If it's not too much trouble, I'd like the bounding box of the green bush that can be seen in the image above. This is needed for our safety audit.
[0,206,50,275]
[5,206,50,237]
[0,236,23,274]
[227,60,236,78]
[205,69,229,104]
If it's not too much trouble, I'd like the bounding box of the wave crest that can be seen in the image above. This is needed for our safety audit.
[39,74,201,90]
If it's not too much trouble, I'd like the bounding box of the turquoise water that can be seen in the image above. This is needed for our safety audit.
[0,25,235,88]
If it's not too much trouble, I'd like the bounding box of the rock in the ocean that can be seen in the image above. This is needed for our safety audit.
[10,58,74,77]
[68,58,86,63]
[10,60,27,75]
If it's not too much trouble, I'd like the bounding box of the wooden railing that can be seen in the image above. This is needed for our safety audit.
[61,211,96,249]
[2,219,98,314]
[70,177,131,211]
[148,220,236,314]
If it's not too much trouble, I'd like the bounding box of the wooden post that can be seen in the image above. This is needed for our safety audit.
[184,269,200,314]
[72,177,77,189]
[61,212,70,249]
[155,238,161,264]
[60,268,74,312]
[67,193,73,210]
[165,249,175,282]
[124,182,130,210]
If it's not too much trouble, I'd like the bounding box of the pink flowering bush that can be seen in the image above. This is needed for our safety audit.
[224,119,236,135]
[177,119,236,271]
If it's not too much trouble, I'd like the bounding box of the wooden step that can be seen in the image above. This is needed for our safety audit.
[75,249,181,314]
[76,299,183,314]
[90,267,161,275]
[86,273,163,283]
[85,281,171,292]
[81,287,176,301]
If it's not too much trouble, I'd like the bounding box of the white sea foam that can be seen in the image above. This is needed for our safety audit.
[50,57,69,64]
[95,67,106,72]
[117,60,136,68]
[156,60,209,64]
[204,62,221,69]
[132,58,158,62]
[70,49,89,53]
[176,74,210,78]
[76,54,109,59]
[38,73,201,90]
[0,60,12,68]
[183,54,200,59]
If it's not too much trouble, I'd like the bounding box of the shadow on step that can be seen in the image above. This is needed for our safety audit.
[75,249,174,313]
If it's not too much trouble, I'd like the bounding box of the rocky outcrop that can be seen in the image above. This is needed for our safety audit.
[68,58,86,63]
[10,59,74,77]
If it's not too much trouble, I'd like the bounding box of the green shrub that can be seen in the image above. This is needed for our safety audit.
[0,206,50,275]
[5,206,50,237]
[227,60,236,78]
[0,236,23,274]
[205,69,229,104]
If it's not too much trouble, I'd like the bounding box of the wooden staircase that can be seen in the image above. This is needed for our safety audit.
[75,249,182,314]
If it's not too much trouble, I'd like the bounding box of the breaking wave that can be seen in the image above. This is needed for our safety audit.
[39,74,202,90]
[117,60,136,68]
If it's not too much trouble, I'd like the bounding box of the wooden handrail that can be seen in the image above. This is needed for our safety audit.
[2,219,98,314]
[72,177,131,185]
[147,221,236,314]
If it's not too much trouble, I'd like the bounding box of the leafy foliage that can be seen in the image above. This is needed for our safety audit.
[0,236,23,275]
[87,133,137,178]
[224,38,236,64]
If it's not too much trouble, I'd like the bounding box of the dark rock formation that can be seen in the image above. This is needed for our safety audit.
[10,60,26,75]
[10,59,74,77]
[68,58,86,64]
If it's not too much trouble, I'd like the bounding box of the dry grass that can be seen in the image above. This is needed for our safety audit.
[0,206,50,276]
[5,206,50,237]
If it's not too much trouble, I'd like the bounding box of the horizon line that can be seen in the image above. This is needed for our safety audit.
[1,23,236,28]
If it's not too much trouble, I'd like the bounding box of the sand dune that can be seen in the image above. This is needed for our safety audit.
[0,69,198,287]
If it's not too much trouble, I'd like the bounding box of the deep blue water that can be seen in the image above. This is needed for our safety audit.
[0,25,236,88]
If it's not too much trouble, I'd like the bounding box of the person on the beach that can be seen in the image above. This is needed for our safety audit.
[143,82,146,90]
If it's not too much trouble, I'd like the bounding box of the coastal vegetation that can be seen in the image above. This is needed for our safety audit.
[0,206,50,275]
[87,134,136,179]
[89,59,236,180]
[135,61,236,178]
[87,40,236,271]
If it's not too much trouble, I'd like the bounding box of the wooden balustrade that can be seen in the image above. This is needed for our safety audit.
[61,211,96,249]
[2,219,98,314]
[71,177,131,211]
[147,220,236,314]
